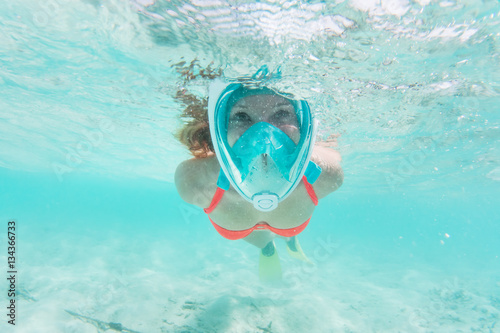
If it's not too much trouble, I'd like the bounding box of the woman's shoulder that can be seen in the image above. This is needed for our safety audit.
[175,154,218,175]
[175,155,220,207]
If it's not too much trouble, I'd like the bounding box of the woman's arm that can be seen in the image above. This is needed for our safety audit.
[309,144,344,199]
[176,143,343,206]
[175,156,219,208]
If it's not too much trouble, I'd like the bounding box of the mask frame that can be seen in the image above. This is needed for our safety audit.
[208,79,318,211]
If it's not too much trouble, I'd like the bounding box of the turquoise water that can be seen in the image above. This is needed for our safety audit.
[1,0,499,332]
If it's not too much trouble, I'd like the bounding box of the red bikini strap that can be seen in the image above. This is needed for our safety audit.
[208,215,254,240]
[203,187,225,214]
[302,176,319,206]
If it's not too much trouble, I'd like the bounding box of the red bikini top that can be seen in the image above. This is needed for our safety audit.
[204,173,319,240]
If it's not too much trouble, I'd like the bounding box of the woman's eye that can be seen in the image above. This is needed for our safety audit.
[271,109,294,121]
[231,112,251,123]
[276,109,292,118]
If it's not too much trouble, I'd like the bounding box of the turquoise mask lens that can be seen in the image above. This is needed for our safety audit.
[231,122,297,181]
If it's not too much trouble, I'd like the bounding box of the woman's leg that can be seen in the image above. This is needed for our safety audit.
[244,231,282,282]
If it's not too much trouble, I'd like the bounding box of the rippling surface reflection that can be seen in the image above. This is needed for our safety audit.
[0,0,498,193]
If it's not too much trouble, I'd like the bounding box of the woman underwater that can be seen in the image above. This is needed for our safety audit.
[175,77,343,282]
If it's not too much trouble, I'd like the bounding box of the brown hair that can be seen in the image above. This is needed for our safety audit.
[173,61,221,158]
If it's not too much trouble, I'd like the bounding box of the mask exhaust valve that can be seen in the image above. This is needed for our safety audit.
[252,192,279,212]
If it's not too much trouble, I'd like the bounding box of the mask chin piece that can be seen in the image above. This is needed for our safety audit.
[252,192,279,212]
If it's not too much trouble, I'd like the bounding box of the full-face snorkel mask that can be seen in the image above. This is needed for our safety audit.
[208,79,319,212]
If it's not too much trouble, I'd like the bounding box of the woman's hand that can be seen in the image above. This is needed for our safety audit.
[315,133,339,148]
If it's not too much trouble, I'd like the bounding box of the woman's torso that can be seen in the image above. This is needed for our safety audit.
[196,156,317,232]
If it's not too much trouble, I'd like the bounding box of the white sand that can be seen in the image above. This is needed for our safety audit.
[1,225,499,333]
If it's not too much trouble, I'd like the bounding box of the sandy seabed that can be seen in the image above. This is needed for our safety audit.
[2,225,499,333]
